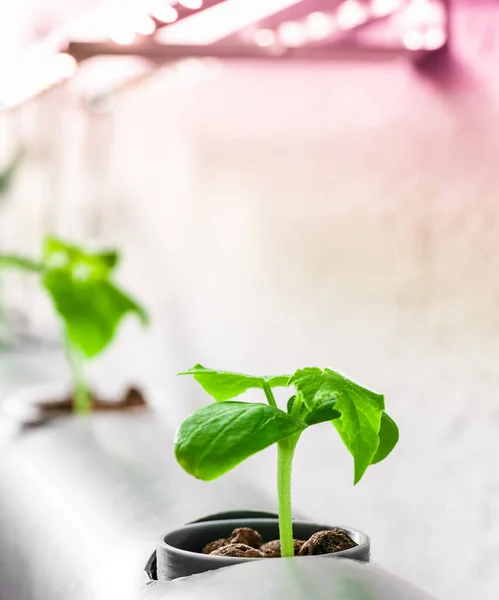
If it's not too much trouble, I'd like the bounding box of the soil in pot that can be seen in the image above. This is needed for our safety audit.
[202,526,357,558]
[157,518,369,581]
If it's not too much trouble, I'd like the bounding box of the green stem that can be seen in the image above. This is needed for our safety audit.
[277,436,298,558]
[65,340,91,414]
[262,381,277,408]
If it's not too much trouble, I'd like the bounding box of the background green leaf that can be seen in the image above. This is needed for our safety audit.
[178,365,290,401]
[0,149,23,198]
[174,401,306,480]
[42,237,147,358]
[0,255,43,272]
[371,411,399,464]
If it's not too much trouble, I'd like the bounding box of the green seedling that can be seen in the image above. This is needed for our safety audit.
[176,365,399,558]
[0,236,148,413]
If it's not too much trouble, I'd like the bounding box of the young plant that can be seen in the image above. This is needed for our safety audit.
[176,365,399,558]
[0,236,148,413]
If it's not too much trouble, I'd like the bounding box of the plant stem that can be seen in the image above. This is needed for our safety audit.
[65,340,91,414]
[277,436,298,558]
[262,381,277,408]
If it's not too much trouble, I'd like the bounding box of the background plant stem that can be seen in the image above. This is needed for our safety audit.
[65,338,91,414]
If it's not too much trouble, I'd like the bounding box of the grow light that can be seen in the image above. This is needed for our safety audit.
[0,0,449,109]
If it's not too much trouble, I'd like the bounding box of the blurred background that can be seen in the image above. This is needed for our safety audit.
[0,1,497,599]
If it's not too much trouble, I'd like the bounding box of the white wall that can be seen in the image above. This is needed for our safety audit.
[2,2,499,599]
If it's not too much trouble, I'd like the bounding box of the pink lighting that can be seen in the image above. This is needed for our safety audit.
[156,0,303,45]
[370,0,404,18]
[399,0,447,52]
[402,29,424,50]
[423,26,446,50]
[336,0,368,30]
[278,21,306,48]
[253,29,276,48]
[135,16,157,35]
[110,30,137,45]
[178,0,203,8]
[305,12,335,41]
[404,0,445,25]
[152,2,179,23]
[0,51,78,109]
[52,53,78,78]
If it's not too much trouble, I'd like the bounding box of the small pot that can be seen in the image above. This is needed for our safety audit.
[155,511,370,581]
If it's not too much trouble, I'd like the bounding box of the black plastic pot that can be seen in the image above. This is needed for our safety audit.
[154,510,370,581]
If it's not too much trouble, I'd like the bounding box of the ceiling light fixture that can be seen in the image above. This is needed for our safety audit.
[151,2,179,23]
[253,29,276,48]
[110,30,137,45]
[178,0,204,9]
[370,0,404,18]
[305,12,335,41]
[336,0,369,30]
[156,0,303,45]
[278,21,306,47]
[135,16,157,36]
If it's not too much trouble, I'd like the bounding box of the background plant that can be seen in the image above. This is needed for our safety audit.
[0,236,148,412]
[176,365,399,558]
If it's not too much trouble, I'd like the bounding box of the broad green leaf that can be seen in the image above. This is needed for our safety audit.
[291,367,385,484]
[42,237,147,358]
[174,401,306,480]
[178,365,290,402]
[0,255,43,272]
[371,412,399,465]
[289,367,337,411]
[304,397,341,426]
[43,237,119,277]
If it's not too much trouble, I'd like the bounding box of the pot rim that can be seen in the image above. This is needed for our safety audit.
[158,517,370,563]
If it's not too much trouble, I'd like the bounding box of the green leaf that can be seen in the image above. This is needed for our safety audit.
[371,412,399,465]
[289,367,337,411]
[0,149,23,198]
[43,237,119,276]
[42,237,147,358]
[0,255,43,272]
[291,367,385,484]
[304,397,341,426]
[178,365,290,402]
[174,401,306,480]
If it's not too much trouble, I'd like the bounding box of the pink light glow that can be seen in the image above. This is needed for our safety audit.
[402,29,424,50]
[152,2,179,23]
[156,0,303,45]
[178,0,203,8]
[52,53,78,78]
[398,0,447,51]
[423,26,446,50]
[278,21,306,47]
[305,12,335,41]
[110,30,137,45]
[0,51,78,108]
[370,0,404,18]
[253,29,276,48]
[336,0,368,30]
[135,16,156,35]
[404,0,445,26]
